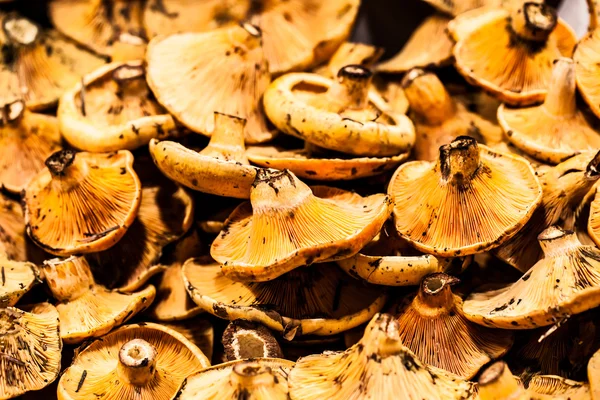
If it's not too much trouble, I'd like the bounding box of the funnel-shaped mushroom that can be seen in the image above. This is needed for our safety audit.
[211,169,393,281]
[0,12,106,110]
[574,0,600,119]
[184,258,386,339]
[264,65,415,157]
[590,348,600,399]
[57,322,210,400]
[58,61,181,152]
[0,100,61,193]
[464,226,600,329]
[0,254,38,307]
[146,23,273,143]
[389,136,542,257]
[288,313,475,400]
[453,3,577,105]
[175,358,294,400]
[222,320,283,361]
[0,303,61,399]
[42,256,155,344]
[23,150,142,256]
[150,112,259,198]
[316,42,384,79]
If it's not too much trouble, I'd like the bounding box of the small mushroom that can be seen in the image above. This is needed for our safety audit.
[211,169,393,282]
[288,313,475,400]
[174,358,294,400]
[0,303,62,399]
[574,0,600,119]
[41,256,155,344]
[388,136,542,257]
[0,253,39,307]
[222,320,283,361]
[264,65,415,157]
[23,149,142,256]
[57,322,210,400]
[590,348,600,399]
[58,61,181,152]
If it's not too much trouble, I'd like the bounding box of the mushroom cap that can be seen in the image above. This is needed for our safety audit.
[58,61,180,152]
[24,150,142,256]
[183,257,387,339]
[211,169,393,281]
[57,322,210,400]
[447,7,507,42]
[174,358,294,400]
[389,137,542,257]
[0,254,39,307]
[0,303,62,399]
[526,375,591,399]
[590,348,600,399]
[222,320,283,361]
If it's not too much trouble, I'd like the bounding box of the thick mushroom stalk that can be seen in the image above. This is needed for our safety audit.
[2,13,39,45]
[326,65,373,110]
[1,100,25,125]
[510,2,558,42]
[538,226,579,257]
[45,149,89,191]
[543,58,577,117]
[117,339,158,387]
[230,363,277,390]
[439,136,480,185]
[478,362,525,400]
[200,112,248,163]
[250,169,309,212]
[415,273,460,312]
[42,256,95,302]
[402,69,455,124]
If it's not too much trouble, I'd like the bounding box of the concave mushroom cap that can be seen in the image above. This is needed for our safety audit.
[222,320,283,361]
[288,313,475,400]
[146,23,273,144]
[420,0,504,17]
[211,169,393,281]
[574,0,600,119]
[183,257,387,340]
[315,42,384,79]
[464,226,600,329]
[401,69,504,161]
[149,112,259,199]
[49,0,144,57]
[495,151,600,272]
[143,0,359,74]
[162,319,214,362]
[0,12,106,110]
[0,253,39,307]
[0,303,62,399]
[174,358,294,400]
[42,256,155,344]
[23,149,142,256]
[389,273,513,379]
[590,348,600,399]
[388,136,542,257]
[57,322,210,400]
[86,175,194,291]
[58,61,181,152]
[264,65,415,157]
[376,14,454,73]
[0,100,62,193]
[453,3,577,106]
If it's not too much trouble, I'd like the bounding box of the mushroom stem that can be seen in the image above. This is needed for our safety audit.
[543,58,576,117]
[327,65,373,110]
[438,136,480,185]
[45,150,90,190]
[117,339,158,387]
[2,14,39,45]
[478,362,525,400]
[200,112,248,163]
[230,363,276,390]
[402,69,455,125]
[510,2,557,42]
[42,256,95,301]
[538,226,580,257]
[251,169,311,212]
[415,273,459,313]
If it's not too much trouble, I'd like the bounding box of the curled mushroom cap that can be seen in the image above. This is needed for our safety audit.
[464,226,600,329]
[211,169,393,281]
[0,253,39,308]
[0,12,106,110]
[58,61,181,152]
[0,100,62,193]
[150,112,259,198]
[0,303,62,399]
[288,313,475,400]
[453,3,577,105]
[57,322,210,400]
[42,256,155,344]
[574,0,600,119]
[264,65,415,157]
[389,136,542,257]
[183,257,387,340]
[222,320,283,361]
[174,358,294,400]
[590,348,600,399]
[23,150,142,256]
[146,23,273,143]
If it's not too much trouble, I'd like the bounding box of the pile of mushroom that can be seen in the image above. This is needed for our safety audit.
[2,0,600,398]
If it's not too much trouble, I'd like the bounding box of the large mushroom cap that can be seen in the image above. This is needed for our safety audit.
[0,253,38,307]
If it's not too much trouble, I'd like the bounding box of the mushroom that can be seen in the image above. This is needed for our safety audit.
[288,313,475,400]
[401,69,504,161]
[0,303,62,399]
[463,226,600,329]
[590,348,600,399]
[48,0,144,58]
[0,100,62,193]
[494,151,600,272]
[453,2,577,105]
[183,257,387,340]
[146,23,274,143]
[163,319,214,362]
[0,12,106,110]
[264,65,415,157]
[222,320,283,361]
[174,358,294,400]
[23,149,142,256]
[57,322,210,400]
[149,112,259,198]
[41,256,155,344]
[58,61,181,152]
[0,253,39,307]
[315,42,384,79]
[388,136,542,257]
[574,0,600,119]
[211,169,393,282]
